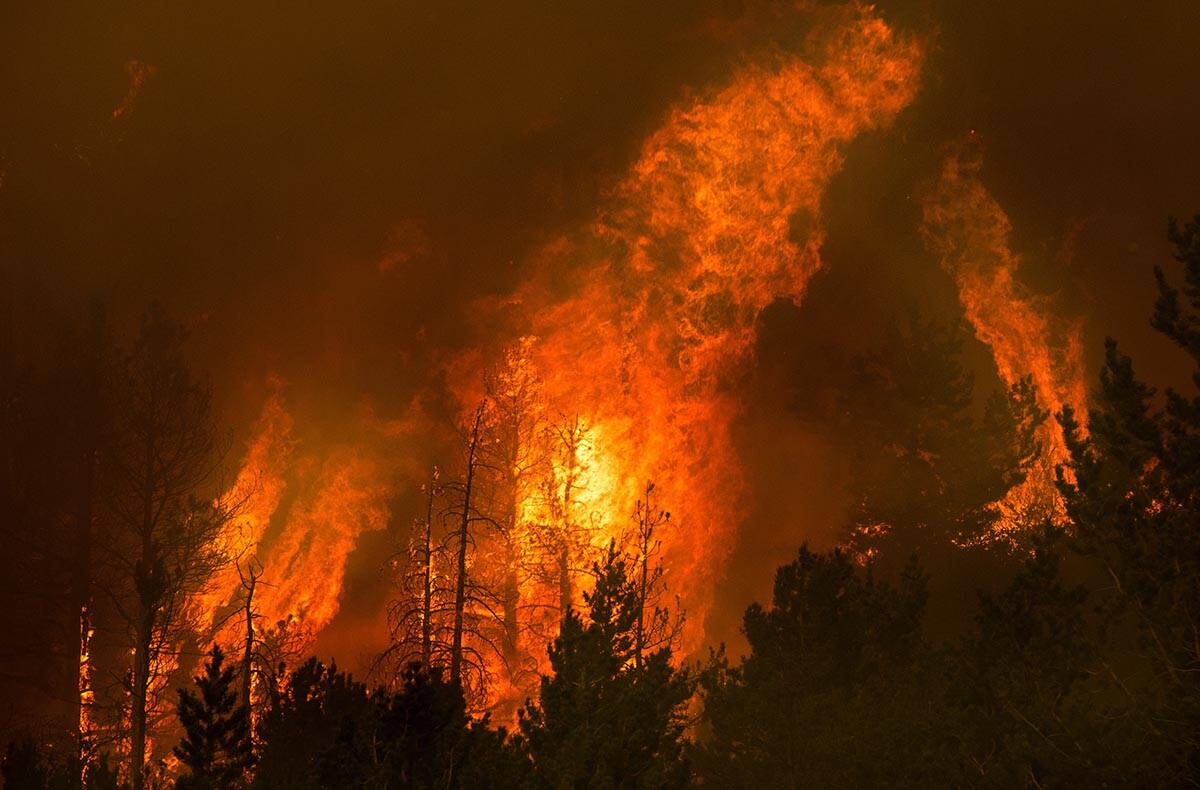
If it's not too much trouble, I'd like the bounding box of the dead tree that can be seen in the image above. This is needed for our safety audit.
[528,415,598,620]
[417,469,439,666]
[63,305,112,775]
[439,403,506,702]
[237,557,262,739]
[95,306,235,790]
[0,304,114,781]
[377,467,459,684]
[628,482,683,670]
[450,406,483,685]
[479,339,549,685]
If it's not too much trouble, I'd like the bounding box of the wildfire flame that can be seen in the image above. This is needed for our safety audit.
[200,384,399,666]
[922,149,1088,532]
[199,5,1083,704]
[459,3,926,658]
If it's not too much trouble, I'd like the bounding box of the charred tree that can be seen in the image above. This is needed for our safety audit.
[418,470,438,666]
[528,415,596,619]
[628,482,682,671]
[0,303,119,781]
[236,557,262,743]
[62,304,113,773]
[442,403,502,699]
[479,339,548,685]
[95,305,235,789]
[378,467,458,683]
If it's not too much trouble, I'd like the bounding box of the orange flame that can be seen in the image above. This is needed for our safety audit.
[197,384,294,632]
[251,447,393,633]
[922,148,1088,532]
[459,4,925,657]
[201,385,399,664]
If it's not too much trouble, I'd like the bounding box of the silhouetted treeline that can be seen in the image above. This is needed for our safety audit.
[5,217,1200,786]
[692,217,1200,786]
[1,302,238,788]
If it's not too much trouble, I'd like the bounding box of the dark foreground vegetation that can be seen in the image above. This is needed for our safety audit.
[4,219,1200,787]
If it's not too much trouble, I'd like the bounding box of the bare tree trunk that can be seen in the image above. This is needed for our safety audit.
[450,407,484,685]
[500,420,522,675]
[240,560,259,740]
[129,431,157,790]
[73,456,95,778]
[129,580,155,790]
[634,545,648,671]
[557,544,572,617]
[73,310,105,781]
[501,548,521,670]
[633,483,652,672]
[421,473,435,666]
[557,447,576,616]
[77,603,93,778]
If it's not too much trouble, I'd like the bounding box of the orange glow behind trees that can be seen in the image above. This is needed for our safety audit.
[200,4,1085,715]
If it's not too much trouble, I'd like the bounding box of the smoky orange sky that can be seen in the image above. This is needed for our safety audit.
[3,1,1198,666]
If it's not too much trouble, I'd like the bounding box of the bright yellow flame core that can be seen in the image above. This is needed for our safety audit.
[491,4,926,656]
[202,6,1079,688]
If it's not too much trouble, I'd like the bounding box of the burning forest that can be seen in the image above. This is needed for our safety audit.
[3,1,1200,787]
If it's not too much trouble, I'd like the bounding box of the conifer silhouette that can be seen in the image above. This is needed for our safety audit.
[174,644,254,789]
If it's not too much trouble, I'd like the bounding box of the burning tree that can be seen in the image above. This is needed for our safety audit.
[442,403,505,703]
[837,314,1047,557]
[525,414,602,625]
[0,303,115,777]
[391,341,611,709]
[626,482,683,670]
[378,467,457,682]
[476,338,551,692]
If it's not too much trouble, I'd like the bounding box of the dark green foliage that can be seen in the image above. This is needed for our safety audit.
[1050,215,1200,783]
[2,737,62,790]
[519,545,691,789]
[954,535,1097,785]
[693,547,951,787]
[252,658,371,789]
[838,314,1045,555]
[174,645,254,789]
[252,658,523,789]
[695,218,1200,787]
[836,314,1045,638]
[0,738,125,790]
[373,663,526,788]
[1154,216,1200,365]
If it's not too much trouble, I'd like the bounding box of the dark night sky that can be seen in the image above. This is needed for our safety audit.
[3,0,1199,656]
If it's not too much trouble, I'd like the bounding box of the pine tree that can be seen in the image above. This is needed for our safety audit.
[174,644,254,789]
[1053,215,1200,782]
[694,546,941,787]
[519,544,691,788]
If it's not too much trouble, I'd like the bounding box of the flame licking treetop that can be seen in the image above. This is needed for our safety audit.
[923,149,1088,533]
[197,384,402,712]
[201,3,1083,715]
[453,3,927,671]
